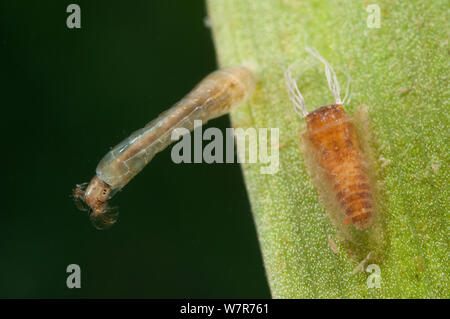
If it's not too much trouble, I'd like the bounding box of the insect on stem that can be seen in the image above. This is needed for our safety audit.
[285,48,373,230]
[73,66,256,229]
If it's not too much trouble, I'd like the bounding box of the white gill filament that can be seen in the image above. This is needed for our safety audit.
[284,63,308,118]
[305,46,343,105]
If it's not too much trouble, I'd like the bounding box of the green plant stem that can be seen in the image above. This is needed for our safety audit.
[207,0,449,298]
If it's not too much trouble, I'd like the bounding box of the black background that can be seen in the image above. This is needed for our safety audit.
[0,0,269,298]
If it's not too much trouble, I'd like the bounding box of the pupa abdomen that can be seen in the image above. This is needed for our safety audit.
[305,104,372,229]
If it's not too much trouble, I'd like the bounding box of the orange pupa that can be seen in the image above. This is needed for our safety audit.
[285,48,373,230]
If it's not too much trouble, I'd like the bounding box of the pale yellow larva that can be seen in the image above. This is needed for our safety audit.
[74,66,256,229]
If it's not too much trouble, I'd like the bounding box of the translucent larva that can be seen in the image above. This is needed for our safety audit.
[73,66,256,229]
[285,48,373,230]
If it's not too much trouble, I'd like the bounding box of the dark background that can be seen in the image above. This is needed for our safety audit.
[0,0,269,298]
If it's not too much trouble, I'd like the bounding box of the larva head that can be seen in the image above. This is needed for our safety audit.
[81,175,111,213]
[73,175,118,230]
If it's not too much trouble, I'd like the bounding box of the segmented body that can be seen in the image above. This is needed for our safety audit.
[74,66,255,229]
[97,65,255,190]
[305,104,372,229]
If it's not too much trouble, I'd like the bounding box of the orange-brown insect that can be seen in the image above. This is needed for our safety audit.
[285,48,373,230]
[304,104,372,229]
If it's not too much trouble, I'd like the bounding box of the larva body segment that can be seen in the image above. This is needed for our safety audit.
[96,65,255,190]
[305,104,372,229]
